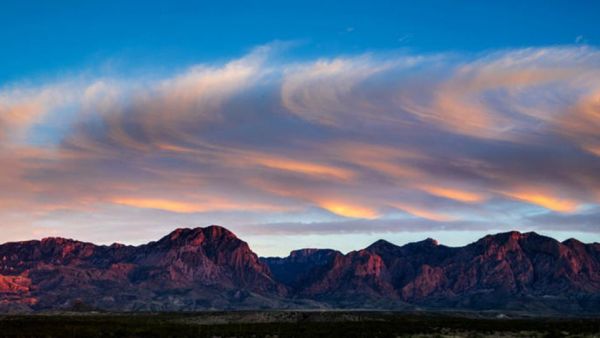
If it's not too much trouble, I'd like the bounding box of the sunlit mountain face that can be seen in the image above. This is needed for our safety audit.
[1,1,600,257]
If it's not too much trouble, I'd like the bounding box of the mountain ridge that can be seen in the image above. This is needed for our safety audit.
[1,225,599,313]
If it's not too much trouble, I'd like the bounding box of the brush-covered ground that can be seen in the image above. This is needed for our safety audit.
[0,311,599,337]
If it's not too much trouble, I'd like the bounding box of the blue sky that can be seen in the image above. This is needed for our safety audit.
[2,1,598,83]
[1,1,600,256]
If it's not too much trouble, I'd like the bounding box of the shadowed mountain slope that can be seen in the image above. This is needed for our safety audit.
[262,231,600,312]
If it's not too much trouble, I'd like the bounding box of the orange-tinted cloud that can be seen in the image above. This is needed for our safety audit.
[317,200,379,219]
[254,155,354,180]
[112,197,207,213]
[112,197,287,214]
[390,203,454,222]
[502,190,580,213]
[418,185,486,203]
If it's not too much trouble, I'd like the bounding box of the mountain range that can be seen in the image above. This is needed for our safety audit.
[1,225,599,313]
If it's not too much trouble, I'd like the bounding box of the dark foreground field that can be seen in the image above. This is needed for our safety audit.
[0,311,599,338]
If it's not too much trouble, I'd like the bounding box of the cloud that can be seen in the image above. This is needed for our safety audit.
[500,189,580,213]
[525,207,600,233]
[416,185,487,203]
[389,203,455,222]
[251,154,354,180]
[1,44,600,246]
[237,218,492,236]
[111,196,287,214]
[317,200,379,219]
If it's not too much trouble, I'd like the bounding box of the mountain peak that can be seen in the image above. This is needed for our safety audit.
[367,239,397,250]
[506,231,554,244]
[40,237,80,245]
[402,237,440,249]
[290,248,323,257]
[422,237,439,246]
[563,237,584,246]
[203,225,238,239]
[480,230,541,244]
[164,225,237,243]
[288,248,340,260]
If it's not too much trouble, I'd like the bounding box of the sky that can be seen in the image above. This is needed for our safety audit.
[1,1,600,256]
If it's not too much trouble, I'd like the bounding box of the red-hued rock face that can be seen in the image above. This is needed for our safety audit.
[401,264,445,299]
[0,275,31,294]
[1,227,600,313]
[130,226,282,295]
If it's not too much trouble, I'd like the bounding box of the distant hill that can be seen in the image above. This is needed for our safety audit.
[1,226,599,313]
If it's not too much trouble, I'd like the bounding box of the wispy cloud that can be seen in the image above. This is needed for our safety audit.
[1,44,600,249]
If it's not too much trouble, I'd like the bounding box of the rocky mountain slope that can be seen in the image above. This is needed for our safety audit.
[1,226,599,313]
[263,231,600,312]
[0,226,287,311]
